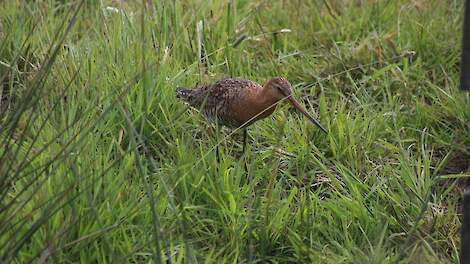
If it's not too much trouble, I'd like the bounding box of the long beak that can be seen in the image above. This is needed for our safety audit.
[287,97,328,134]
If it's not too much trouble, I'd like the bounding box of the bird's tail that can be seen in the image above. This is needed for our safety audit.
[176,87,192,101]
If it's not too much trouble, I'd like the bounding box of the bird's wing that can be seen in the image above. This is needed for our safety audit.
[188,78,261,128]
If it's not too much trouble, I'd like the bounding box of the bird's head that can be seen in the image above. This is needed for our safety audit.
[265,76,328,134]
[266,77,293,100]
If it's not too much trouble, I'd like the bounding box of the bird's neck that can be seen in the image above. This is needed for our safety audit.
[257,86,280,110]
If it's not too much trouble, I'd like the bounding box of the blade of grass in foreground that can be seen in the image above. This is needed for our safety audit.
[121,105,163,264]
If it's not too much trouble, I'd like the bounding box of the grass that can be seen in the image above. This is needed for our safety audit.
[0,0,469,263]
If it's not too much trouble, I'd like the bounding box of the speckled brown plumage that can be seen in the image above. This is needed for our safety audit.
[176,77,327,133]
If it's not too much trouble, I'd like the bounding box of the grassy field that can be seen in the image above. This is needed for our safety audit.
[1,0,469,263]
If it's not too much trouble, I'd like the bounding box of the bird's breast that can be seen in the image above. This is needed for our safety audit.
[229,95,278,127]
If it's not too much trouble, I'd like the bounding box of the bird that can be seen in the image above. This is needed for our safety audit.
[176,77,327,155]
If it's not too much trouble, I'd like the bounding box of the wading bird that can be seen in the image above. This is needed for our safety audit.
[176,77,327,154]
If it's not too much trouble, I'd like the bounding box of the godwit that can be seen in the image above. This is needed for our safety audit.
[176,77,327,153]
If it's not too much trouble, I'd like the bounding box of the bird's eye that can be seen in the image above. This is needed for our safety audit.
[275,85,285,94]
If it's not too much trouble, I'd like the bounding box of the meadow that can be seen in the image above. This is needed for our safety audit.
[1,0,469,263]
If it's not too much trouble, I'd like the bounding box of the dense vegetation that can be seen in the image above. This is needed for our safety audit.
[1,0,469,263]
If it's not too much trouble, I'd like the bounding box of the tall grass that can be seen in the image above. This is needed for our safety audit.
[0,0,469,263]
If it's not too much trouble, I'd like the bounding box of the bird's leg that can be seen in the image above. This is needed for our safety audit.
[216,145,220,164]
[242,128,248,153]
[242,128,248,175]
[216,125,221,165]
